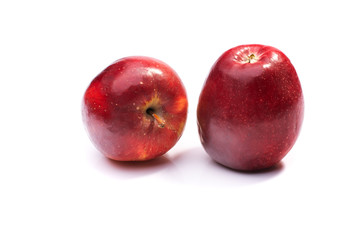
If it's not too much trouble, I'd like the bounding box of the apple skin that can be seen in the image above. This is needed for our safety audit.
[82,56,188,161]
[197,44,304,171]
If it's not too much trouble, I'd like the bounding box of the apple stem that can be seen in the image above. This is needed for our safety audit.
[147,109,165,128]
[248,54,256,63]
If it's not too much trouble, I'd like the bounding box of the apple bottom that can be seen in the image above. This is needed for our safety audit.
[201,116,300,172]
[86,117,181,161]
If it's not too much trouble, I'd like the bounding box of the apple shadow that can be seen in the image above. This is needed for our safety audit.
[213,160,284,175]
[90,151,175,180]
[165,147,285,187]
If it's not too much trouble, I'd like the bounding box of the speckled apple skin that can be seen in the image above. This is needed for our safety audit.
[197,45,304,171]
[82,56,188,161]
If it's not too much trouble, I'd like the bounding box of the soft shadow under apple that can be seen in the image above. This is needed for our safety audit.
[90,150,175,179]
[165,147,284,187]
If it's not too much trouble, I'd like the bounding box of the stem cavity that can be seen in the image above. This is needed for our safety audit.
[248,54,256,63]
[146,108,165,128]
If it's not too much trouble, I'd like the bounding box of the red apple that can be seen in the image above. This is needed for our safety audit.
[197,44,304,171]
[82,56,188,161]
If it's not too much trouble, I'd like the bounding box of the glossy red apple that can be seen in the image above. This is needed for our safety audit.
[82,56,188,161]
[197,44,304,171]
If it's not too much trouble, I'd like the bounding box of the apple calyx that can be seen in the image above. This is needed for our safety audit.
[146,108,165,128]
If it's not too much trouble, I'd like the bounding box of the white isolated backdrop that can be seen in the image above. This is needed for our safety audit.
[1,0,359,239]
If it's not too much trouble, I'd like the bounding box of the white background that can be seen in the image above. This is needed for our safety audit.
[1,0,359,239]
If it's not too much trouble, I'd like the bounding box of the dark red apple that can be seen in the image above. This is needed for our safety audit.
[82,56,188,161]
[197,44,304,171]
